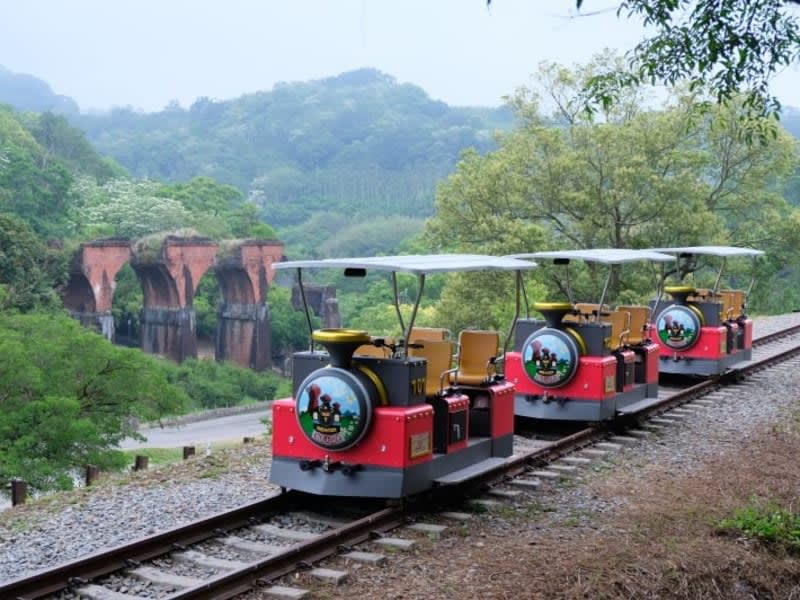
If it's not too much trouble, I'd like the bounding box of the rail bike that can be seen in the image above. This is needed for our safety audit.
[647,246,763,376]
[504,249,675,421]
[269,254,537,498]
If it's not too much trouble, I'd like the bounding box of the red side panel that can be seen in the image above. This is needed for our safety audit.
[443,395,469,453]
[742,318,753,349]
[618,349,635,392]
[652,326,728,359]
[272,399,434,468]
[489,381,515,438]
[506,352,617,401]
[643,343,659,384]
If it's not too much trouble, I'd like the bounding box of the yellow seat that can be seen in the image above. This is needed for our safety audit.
[600,309,631,350]
[733,290,746,318]
[408,340,454,397]
[561,312,580,323]
[687,288,710,302]
[616,305,650,345]
[409,327,449,342]
[720,289,745,319]
[717,291,735,321]
[450,330,500,386]
[575,303,610,322]
[354,337,394,358]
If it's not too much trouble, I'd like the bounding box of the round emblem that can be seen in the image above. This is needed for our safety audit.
[521,328,581,388]
[295,368,373,451]
[656,304,702,350]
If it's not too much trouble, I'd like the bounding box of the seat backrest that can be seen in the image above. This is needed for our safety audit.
[721,289,745,319]
[733,290,745,318]
[600,309,630,350]
[408,340,454,396]
[718,291,736,321]
[688,288,714,302]
[561,312,580,324]
[354,337,393,358]
[616,305,650,345]
[452,330,500,386]
[409,327,449,342]
[575,303,610,322]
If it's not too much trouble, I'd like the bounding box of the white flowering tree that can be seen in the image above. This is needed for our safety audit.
[71,176,191,238]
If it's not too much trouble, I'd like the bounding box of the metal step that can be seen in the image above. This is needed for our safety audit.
[433,457,507,485]
[616,395,667,414]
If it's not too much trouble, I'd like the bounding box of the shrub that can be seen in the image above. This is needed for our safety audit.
[718,499,800,552]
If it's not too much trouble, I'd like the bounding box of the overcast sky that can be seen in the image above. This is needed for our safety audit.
[1,1,797,112]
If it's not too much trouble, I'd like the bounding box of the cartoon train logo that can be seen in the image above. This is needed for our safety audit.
[521,329,580,388]
[295,371,372,451]
[656,305,701,350]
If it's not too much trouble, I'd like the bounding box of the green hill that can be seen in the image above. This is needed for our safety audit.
[68,68,515,256]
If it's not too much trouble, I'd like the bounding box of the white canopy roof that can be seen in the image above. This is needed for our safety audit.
[509,248,676,265]
[648,246,764,257]
[273,253,538,275]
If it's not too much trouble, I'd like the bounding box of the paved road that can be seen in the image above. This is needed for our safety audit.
[120,409,272,449]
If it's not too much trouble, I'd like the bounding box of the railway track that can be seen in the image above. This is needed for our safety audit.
[5,320,800,600]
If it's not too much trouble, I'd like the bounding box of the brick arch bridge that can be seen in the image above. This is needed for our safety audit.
[61,236,284,371]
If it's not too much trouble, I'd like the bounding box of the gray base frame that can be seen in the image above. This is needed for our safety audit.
[270,434,514,498]
[514,384,651,422]
[657,347,751,376]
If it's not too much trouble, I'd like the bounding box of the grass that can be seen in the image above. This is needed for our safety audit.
[119,439,253,469]
[718,499,800,552]
[121,447,185,466]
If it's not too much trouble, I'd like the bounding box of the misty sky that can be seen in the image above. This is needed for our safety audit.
[1,1,797,112]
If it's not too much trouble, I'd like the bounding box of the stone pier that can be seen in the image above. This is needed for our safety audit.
[215,240,284,371]
[132,236,218,362]
[291,284,341,329]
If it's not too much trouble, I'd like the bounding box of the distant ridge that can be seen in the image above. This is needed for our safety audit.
[0,65,79,114]
[780,105,800,139]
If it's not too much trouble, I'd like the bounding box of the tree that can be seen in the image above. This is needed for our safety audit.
[24,111,124,181]
[0,313,186,493]
[71,176,192,238]
[0,108,73,237]
[433,271,548,334]
[426,57,800,307]
[153,176,279,240]
[572,0,800,119]
[0,212,61,311]
[268,285,318,361]
[318,216,426,257]
[165,358,287,410]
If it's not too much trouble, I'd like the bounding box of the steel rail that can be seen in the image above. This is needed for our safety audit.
[164,506,405,599]
[752,322,800,346]
[0,492,291,599]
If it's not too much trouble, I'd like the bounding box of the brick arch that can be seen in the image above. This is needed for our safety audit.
[60,240,132,339]
[132,263,181,307]
[64,235,285,369]
[62,273,96,313]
